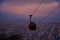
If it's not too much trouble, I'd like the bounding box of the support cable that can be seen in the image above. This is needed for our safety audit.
[31,0,43,16]
[23,0,43,25]
[39,5,60,24]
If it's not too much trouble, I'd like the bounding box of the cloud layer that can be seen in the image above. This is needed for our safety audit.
[0,0,60,22]
[2,1,59,16]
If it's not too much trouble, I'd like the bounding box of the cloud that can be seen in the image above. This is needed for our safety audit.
[55,0,60,2]
[1,0,60,4]
[2,1,59,17]
[0,0,60,21]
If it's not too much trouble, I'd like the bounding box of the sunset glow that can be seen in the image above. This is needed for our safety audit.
[0,0,60,22]
[2,2,59,17]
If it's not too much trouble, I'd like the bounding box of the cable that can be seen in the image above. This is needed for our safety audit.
[39,5,60,24]
[31,0,43,17]
[23,1,60,26]
[23,0,43,25]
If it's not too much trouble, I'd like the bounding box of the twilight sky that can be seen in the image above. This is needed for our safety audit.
[0,0,60,22]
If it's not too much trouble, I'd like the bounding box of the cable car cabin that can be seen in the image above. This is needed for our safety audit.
[28,22,37,31]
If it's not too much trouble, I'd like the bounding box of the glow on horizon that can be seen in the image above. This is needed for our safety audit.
[2,2,59,17]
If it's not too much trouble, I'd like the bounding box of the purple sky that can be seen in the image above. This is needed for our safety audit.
[0,0,60,22]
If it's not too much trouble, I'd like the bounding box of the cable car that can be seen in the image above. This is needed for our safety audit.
[28,15,37,31]
[28,22,36,31]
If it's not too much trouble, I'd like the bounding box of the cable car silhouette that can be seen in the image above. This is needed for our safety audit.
[28,15,37,31]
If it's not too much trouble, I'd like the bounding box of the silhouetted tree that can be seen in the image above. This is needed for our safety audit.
[0,34,6,40]
[7,34,24,40]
